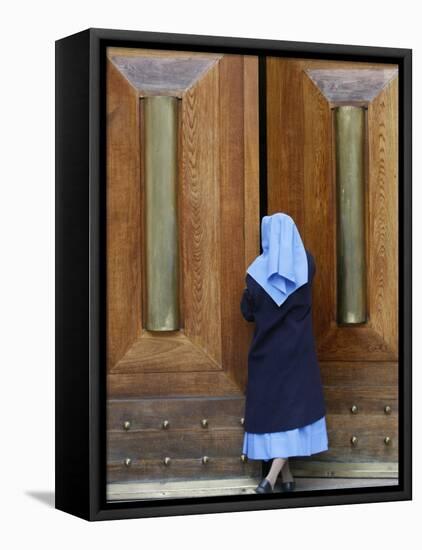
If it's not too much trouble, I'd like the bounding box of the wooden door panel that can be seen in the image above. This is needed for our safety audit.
[106,49,259,396]
[366,82,399,358]
[108,456,256,484]
[267,57,398,362]
[107,396,257,483]
[267,58,399,477]
[106,59,142,371]
[106,48,261,487]
[108,370,244,398]
[180,62,222,366]
[108,396,249,430]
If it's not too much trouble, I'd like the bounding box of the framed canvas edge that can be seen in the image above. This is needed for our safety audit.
[55,27,412,522]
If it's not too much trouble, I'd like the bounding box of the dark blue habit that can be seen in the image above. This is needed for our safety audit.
[241,248,327,434]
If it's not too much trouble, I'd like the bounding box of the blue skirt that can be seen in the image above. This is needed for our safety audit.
[242,415,329,461]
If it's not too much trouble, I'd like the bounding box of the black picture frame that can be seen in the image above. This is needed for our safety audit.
[55,27,412,521]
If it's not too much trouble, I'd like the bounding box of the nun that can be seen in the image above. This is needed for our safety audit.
[240,212,329,494]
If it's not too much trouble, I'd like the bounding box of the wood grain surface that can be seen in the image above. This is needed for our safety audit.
[107,49,259,399]
[266,57,399,473]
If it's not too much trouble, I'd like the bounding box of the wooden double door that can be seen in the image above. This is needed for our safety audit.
[106,47,398,490]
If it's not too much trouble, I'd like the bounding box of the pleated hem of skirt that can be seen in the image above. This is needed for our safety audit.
[242,416,329,460]
[244,442,329,461]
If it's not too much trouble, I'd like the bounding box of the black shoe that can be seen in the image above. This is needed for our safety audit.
[255,478,273,494]
[280,480,296,492]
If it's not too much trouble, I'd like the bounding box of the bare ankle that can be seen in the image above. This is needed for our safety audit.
[281,460,294,482]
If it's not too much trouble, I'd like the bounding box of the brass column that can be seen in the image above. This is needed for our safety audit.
[143,96,180,330]
[334,106,367,324]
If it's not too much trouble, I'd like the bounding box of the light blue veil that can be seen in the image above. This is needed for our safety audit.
[246,213,309,306]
